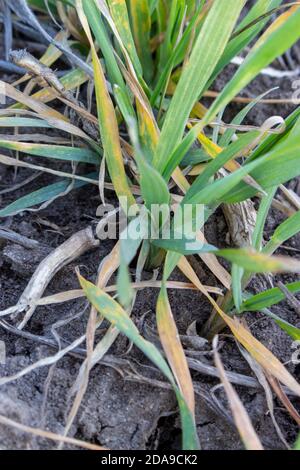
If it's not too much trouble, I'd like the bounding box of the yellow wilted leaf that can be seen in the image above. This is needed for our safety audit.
[187,122,239,172]
[76,0,135,210]
[157,286,195,414]
[177,256,300,397]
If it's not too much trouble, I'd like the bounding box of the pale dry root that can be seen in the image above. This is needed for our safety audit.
[0,227,99,329]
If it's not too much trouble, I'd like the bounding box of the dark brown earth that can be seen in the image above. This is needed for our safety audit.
[0,21,300,450]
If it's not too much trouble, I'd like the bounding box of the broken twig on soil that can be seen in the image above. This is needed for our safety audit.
[0,227,99,328]
[0,228,39,249]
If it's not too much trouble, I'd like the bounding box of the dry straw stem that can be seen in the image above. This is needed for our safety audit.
[0,228,39,249]
[32,281,222,306]
[0,317,297,397]
[0,414,106,450]
[0,153,99,186]
[213,336,263,450]
[236,341,289,448]
[204,90,300,105]
[266,372,300,426]
[0,80,94,144]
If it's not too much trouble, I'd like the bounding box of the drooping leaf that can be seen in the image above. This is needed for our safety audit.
[0,174,97,217]
[0,140,100,164]
[78,274,200,450]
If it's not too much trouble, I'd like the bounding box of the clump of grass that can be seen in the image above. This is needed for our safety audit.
[1,0,300,450]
